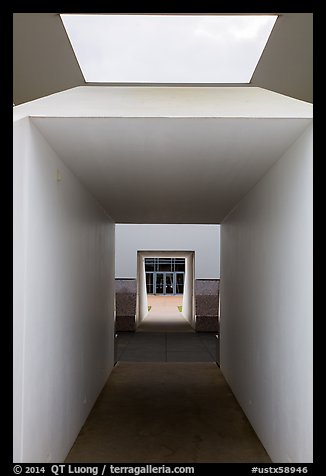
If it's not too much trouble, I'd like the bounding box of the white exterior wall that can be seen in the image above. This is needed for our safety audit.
[115,224,220,279]
[13,119,115,463]
[13,117,29,462]
[220,125,313,462]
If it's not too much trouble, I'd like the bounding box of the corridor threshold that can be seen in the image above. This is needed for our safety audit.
[138,295,193,333]
[65,362,271,463]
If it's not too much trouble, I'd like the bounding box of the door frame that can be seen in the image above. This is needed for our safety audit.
[137,250,195,328]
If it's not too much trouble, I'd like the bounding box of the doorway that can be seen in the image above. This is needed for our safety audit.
[145,258,185,295]
[137,251,195,328]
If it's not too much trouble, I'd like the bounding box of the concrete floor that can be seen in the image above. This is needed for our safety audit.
[65,305,270,463]
[65,362,271,463]
[116,331,217,362]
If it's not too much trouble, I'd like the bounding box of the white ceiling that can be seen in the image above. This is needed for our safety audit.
[32,115,311,224]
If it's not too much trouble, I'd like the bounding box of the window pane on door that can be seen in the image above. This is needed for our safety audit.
[156,273,164,294]
[166,273,174,294]
[176,273,184,294]
[146,273,154,294]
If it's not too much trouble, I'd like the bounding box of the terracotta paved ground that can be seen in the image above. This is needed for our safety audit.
[138,295,193,332]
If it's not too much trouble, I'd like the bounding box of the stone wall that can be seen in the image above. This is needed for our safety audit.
[115,279,137,332]
[195,279,220,332]
[115,278,219,332]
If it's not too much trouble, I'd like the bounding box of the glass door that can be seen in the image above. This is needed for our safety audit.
[165,273,174,294]
[154,273,175,295]
[155,273,164,294]
[175,273,184,294]
[146,272,154,294]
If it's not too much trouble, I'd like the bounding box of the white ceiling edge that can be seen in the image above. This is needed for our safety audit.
[13,86,313,123]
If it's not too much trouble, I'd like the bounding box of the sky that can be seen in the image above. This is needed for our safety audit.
[61,14,277,83]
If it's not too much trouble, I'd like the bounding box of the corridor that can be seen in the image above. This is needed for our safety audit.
[65,361,271,463]
[64,331,270,462]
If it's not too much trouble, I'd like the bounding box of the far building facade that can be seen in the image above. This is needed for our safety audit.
[114,224,221,332]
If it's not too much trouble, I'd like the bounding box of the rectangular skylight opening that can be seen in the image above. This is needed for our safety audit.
[60,14,278,84]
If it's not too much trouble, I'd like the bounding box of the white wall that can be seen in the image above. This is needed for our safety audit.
[115,224,220,279]
[137,253,148,325]
[13,118,115,463]
[220,124,313,463]
[183,252,195,327]
[13,117,30,462]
